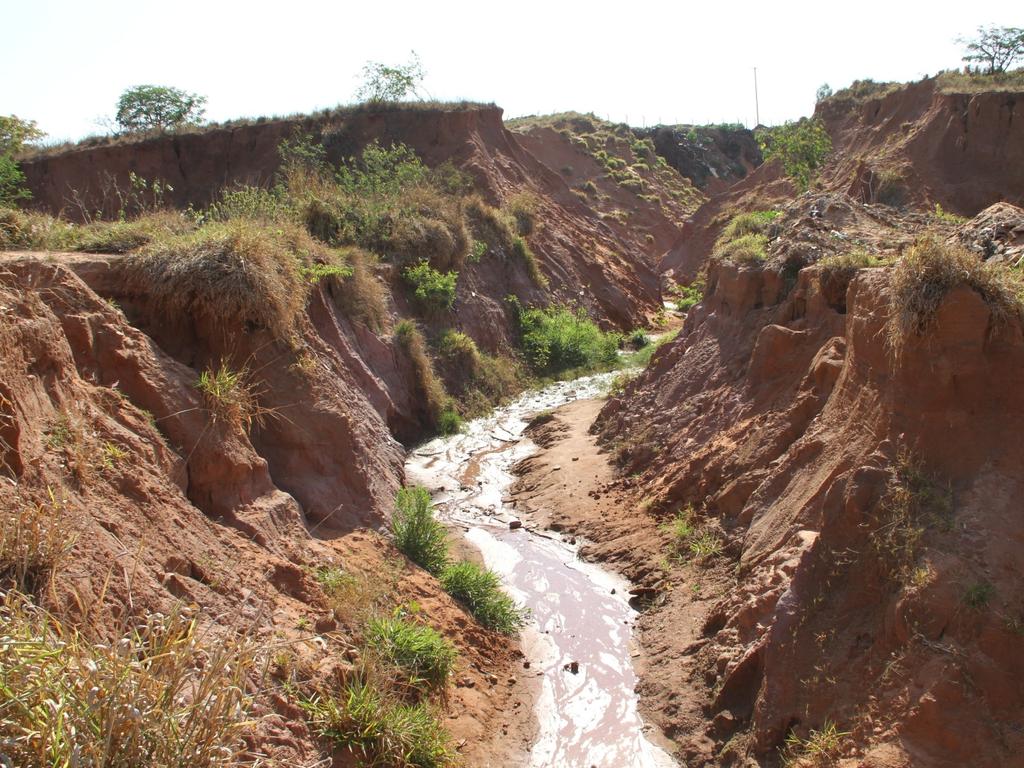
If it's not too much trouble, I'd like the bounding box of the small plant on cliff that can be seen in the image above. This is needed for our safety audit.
[781,720,849,767]
[757,118,832,191]
[394,320,454,432]
[870,449,953,582]
[672,280,705,312]
[197,361,260,431]
[887,236,1024,351]
[366,615,456,694]
[1,495,69,593]
[393,486,450,576]
[439,561,527,635]
[115,85,207,133]
[403,260,458,312]
[712,210,780,265]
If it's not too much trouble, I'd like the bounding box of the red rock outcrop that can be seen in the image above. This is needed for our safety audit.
[597,208,1024,765]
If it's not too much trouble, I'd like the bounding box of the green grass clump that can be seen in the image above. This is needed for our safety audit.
[394,321,451,433]
[712,232,769,264]
[673,280,704,311]
[197,360,261,431]
[439,561,527,635]
[403,260,458,312]
[392,487,450,575]
[366,616,456,693]
[302,679,454,768]
[781,720,849,767]
[74,211,194,253]
[720,210,779,240]
[511,235,547,288]
[887,236,1024,350]
[511,300,621,376]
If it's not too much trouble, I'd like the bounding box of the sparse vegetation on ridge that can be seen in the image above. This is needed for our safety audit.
[757,118,832,191]
[887,236,1023,350]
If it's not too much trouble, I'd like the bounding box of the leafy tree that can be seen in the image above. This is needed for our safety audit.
[0,115,45,155]
[959,26,1024,74]
[355,51,426,102]
[115,85,206,133]
[0,115,45,205]
[816,83,833,103]
[757,118,832,192]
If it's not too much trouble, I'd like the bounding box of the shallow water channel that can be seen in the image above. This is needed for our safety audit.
[405,374,676,768]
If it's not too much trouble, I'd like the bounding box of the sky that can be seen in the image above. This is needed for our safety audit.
[3,0,1019,143]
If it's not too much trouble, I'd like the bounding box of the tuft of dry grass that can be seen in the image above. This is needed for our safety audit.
[394,320,449,431]
[0,593,257,768]
[887,236,1023,350]
[937,68,1024,94]
[712,233,769,264]
[328,247,390,332]
[781,720,849,767]
[0,207,77,251]
[0,495,70,594]
[870,449,953,582]
[74,211,195,254]
[118,218,342,339]
[196,360,262,432]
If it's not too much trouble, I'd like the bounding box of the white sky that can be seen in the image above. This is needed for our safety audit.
[3,0,1018,143]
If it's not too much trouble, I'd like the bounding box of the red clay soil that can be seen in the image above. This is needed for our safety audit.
[816,77,1024,216]
[0,253,537,765]
[663,78,1024,284]
[20,104,663,332]
[581,199,1024,765]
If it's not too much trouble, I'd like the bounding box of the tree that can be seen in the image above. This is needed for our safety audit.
[115,85,206,133]
[354,51,426,103]
[0,115,45,205]
[958,25,1024,74]
[757,118,832,192]
[815,83,833,103]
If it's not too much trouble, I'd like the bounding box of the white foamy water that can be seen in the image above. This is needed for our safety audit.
[405,374,676,768]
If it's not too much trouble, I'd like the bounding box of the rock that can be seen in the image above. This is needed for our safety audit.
[486,673,499,685]
[563,661,580,674]
[314,614,337,633]
[509,519,523,530]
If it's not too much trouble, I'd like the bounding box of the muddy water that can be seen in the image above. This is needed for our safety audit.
[405,375,676,768]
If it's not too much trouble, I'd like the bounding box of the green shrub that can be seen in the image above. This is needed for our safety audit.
[366,616,456,693]
[757,118,832,191]
[392,487,449,575]
[511,301,621,376]
[439,561,527,635]
[712,233,769,264]
[302,679,453,768]
[436,403,463,435]
[403,260,458,312]
[674,281,704,311]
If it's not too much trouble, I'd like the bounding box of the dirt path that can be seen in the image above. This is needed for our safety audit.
[510,399,735,765]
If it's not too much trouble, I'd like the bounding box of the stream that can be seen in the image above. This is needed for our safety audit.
[405,373,676,768]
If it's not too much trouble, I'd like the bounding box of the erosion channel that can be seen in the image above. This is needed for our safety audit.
[405,374,676,768]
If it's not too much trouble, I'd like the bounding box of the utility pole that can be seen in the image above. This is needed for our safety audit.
[753,67,760,127]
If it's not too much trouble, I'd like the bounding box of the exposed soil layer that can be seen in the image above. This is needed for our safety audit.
[0,253,538,764]
[662,78,1024,282]
[20,104,664,332]
[587,198,1024,765]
